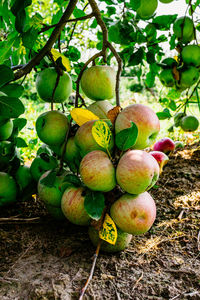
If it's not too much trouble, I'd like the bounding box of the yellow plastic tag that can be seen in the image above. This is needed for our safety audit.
[71,108,99,126]
[99,214,117,245]
[51,49,71,72]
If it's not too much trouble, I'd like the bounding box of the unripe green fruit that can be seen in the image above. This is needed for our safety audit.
[159,0,173,3]
[81,66,116,101]
[0,118,13,141]
[36,67,72,103]
[181,45,200,67]
[173,17,194,43]
[15,165,33,191]
[180,67,199,89]
[159,69,175,87]
[180,115,199,132]
[88,227,132,253]
[136,0,158,19]
[0,172,17,206]
[0,141,16,171]
[174,112,186,127]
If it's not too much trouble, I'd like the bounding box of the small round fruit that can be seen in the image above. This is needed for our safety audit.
[36,67,72,103]
[159,69,175,87]
[36,110,69,146]
[87,100,114,119]
[61,186,90,226]
[180,115,199,132]
[88,227,132,253]
[136,0,158,19]
[15,165,33,191]
[0,172,17,206]
[153,137,175,154]
[174,112,186,127]
[0,141,16,171]
[149,151,169,174]
[180,66,199,89]
[110,192,156,235]
[80,150,116,192]
[181,45,200,67]
[81,65,116,101]
[0,118,13,141]
[174,141,184,149]
[173,17,194,43]
[116,150,159,195]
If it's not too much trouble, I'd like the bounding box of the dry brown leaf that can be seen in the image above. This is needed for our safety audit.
[107,106,121,125]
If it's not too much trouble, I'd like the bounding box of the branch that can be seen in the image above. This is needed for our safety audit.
[14,0,78,80]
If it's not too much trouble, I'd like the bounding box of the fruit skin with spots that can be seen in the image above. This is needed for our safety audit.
[110,192,156,235]
[81,65,116,101]
[61,186,90,226]
[36,67,72,103]
[173,16,194,43]
[88,226,132,253]
[149,151,169,174]
[116,150,159,195]
[0,172,17,206]
[136,0,158,19]
[36,110,69,146]
[79,150,116,192]
[180,115,199,132]
[115,104,160,150]
[87,100,114,119]
[153,137,175,154]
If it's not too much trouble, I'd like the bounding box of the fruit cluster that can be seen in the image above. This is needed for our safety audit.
[33,65,165,252]
[173,112,199,132]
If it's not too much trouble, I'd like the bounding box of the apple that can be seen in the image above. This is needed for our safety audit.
[180,115,199,132]
[116,150,159,195]
[174,112,186,127]
[87,100,114,119]
[149,151,169,174]
[136,0,158,19]
[0,141,16,171]
[159,69,175,87]
[174,141,184,149]
[88,226,132,253]
[179,66,199,89]
[75,120,114,157]
[181,45,200,67]
[61,186,91,226]
[45,203,66,220]
[36,67,72,103]
[159,0,173,3]
[79,150,116,192]
[63,137,82,172]
[30,153,58,182]
[0,118,13,141]
[110,192,156,235]
[115,104,160,150]
[38,169,68,207]
[173,16,194,43]
[0,172,17,206]
[153,137,175,154]
[36,110,69,146]
[15,165,33,191]
[81,65,116,101]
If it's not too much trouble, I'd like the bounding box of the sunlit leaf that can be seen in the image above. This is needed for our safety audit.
[71,108,99,126]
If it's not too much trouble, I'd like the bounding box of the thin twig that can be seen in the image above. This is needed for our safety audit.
[0,216,40,222]
[197,230,200,251]
[132,271,143,291]
[79,240,101,300]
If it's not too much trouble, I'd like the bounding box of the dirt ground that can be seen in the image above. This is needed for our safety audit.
[0,143,200,300]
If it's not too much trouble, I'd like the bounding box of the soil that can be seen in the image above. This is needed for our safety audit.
[0,143,200,300]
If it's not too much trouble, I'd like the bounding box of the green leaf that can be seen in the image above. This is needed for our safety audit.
[11,0,32,16]
[128,47,144,66]
[84,191,105,221]
[169,100,177,111]
[0,83,24,97]
[0,96,25,118]
[156,108,171,120]
[115,122,138,151]
[130,0,141,10]
[0,65,14,88]
[15,137,28,147]
[65,46,81,62]
[22,27,38,49]
[13,118,27,131]
[152,15,178,30]
[40,170,57,187]
[15,9,26,33]
[63,174,81,187]
[73,8,86,18]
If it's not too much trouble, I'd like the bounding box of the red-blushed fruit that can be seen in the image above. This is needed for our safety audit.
[61,186,90,226]
[87,100,114,119]
[0,172,17,206]
[36,110,69,146]
[81,65,116,101]
[153,137,175,154]
[110,192,156,235]
[88,226,132,253]
[149,151,169,174]
[75,120,114,157]
[116,150,159,195]
[80,150,116,192]
[115,104,160,150]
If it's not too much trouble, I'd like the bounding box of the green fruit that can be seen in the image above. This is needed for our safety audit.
[36,110,69,146]
[0,172,17,206]
[88,226,132,253]
[136,0,158,19]
[15,165,33,191]
[159,0,173,3]
[87,100,114,119]
[30,154,58,182]
[0,118,13,141]
[0,141,16,171]
[180,115,199,132]
[174,112,186,127]
[36,67,72,103]
[63,137,81,173]
[81,66,116,101]
[161,58,177,68]
[173,17,194,43]
[181,45,200,67]
[159,69,175,87]
[180,66,199,88]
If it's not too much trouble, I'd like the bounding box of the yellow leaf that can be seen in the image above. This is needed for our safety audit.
[51,49,71,72]
[71,108,99,126]
[99,214,117,245]
[92,120,112,149]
